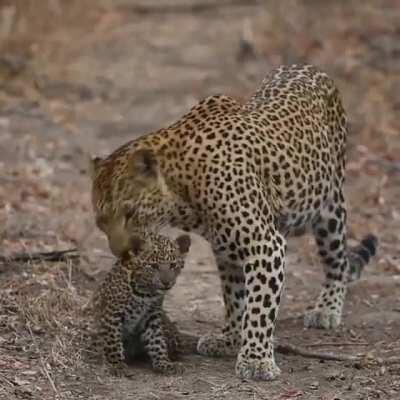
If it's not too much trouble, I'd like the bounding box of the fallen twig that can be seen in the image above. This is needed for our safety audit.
[367,356,400,366]
[121,0,260,15]
[0,249,79,263]
[276,342,360,362]
[39,356,58,395]
[0,372,14,388]
[276,343,400,367]
[306,342,369,347]
[27,324,59,396]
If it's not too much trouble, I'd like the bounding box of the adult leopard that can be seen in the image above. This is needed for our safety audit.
[89,64,377,380]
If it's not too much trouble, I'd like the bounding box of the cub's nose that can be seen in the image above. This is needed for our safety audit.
[159,264,176,290]
[160,281,173,290]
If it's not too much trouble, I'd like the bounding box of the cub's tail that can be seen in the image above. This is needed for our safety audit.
[348,234,378,282]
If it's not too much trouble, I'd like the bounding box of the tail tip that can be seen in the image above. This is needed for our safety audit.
[361,234,378,256]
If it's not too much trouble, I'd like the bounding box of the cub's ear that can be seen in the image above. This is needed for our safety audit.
[88,155,103,180]
[175,234,191,255]
[131,149,157,178]
[130,235,146,256]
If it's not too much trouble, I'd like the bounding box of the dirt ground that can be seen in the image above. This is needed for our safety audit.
[0,1,400,399]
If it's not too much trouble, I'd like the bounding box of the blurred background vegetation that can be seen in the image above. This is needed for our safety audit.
[0,0,399,251]
[1,0,398,153]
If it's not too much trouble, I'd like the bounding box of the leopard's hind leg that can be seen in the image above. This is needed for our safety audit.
[305,191,349,329]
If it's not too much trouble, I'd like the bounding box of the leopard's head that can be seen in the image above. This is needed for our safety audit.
[121,233,191,296]
[89,148,176,256]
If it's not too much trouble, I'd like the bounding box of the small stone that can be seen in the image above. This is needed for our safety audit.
[308,380,319,390]
[325,369,345,381]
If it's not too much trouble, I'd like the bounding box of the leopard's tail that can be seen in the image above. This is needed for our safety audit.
[347,234,378,282]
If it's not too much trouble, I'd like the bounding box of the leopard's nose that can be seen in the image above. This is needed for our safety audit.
[107,227,131,256]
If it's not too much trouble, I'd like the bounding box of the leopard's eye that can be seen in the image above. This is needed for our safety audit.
[96,215,107,229]
[124,208,136,225]
[149,263,159,270]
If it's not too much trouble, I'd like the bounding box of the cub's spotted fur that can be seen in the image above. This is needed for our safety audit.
[89,64,377,380]
[90,232,191,375]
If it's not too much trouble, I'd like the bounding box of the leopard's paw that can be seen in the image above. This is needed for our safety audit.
[304,308,342,329]
[107,362,132,378]
[153,360,184,375]
[236,352,281,381]
[197,333,238,357]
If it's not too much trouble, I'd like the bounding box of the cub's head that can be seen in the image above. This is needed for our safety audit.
[120,233,191,296]
[89,147,174,256]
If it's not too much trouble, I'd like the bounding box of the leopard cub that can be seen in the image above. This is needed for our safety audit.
[90,232,191,376]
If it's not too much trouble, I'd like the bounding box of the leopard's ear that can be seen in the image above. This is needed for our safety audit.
[130,235,146,256]
[131,149,157,178]
[175,234,191,255]
[88,155,103,180]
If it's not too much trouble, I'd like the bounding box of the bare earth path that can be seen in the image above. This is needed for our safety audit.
[0,1,399,399]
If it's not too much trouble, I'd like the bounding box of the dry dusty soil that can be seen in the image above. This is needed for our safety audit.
[0,1,400,399]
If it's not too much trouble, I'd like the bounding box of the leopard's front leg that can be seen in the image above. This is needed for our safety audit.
[236,229,286,381]
[198,177,286,380]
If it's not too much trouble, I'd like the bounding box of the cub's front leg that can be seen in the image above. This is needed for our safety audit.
[141,310,183,374]
[99,310,126,376]
[97,278,133,377]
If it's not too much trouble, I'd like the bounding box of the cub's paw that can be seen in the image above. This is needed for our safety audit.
[153,360,184,375]
[197,333,238,357]
[107,363,133,378]
[304,309,341,329]
[235,353,281,381]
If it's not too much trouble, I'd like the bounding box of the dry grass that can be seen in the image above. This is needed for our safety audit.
[0,261,91,398]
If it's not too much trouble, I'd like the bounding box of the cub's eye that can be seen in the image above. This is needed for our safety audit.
[149,263,159,270]
[169,263,177,270]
